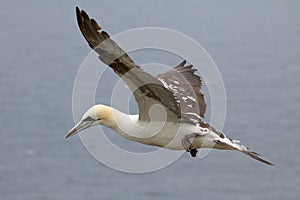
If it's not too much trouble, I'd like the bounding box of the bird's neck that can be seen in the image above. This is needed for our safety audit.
[104,108,140,138]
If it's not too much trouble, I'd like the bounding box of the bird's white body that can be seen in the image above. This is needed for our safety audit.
[110,112,202,150]
[116,119,221,150]
[92,106,234,151]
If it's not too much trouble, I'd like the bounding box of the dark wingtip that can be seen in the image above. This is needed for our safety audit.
[180,60,187,66]
[101,31,110,39]
[91,19,101,30]
[76,7,82,20]
[185,64,193,69]
[75,6,81,17]
[174,60,187,69]
[81,9,89,20]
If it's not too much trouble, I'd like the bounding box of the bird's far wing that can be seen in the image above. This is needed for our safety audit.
[76,7,181,122]
[157,61,207,123]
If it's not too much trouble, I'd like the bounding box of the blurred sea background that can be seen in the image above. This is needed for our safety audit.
[0,0,299,199]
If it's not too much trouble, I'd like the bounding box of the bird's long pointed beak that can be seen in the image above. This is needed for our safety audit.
[65,120,90,139]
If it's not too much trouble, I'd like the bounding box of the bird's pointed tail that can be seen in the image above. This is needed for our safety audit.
[214,139,274,166]
[239,146,274,166]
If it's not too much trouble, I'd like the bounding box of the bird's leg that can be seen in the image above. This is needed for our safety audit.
[182,133,199,150]
[189,149,198,157]
[182,133,200,157]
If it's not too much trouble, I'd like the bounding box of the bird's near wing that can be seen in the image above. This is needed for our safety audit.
[76,7,181,122]
[157,61,207,124]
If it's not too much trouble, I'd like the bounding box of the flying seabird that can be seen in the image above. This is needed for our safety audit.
[66,7,273,166]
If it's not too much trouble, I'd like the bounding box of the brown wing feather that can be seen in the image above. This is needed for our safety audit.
[157,60,207,122]
[76,7,181,121]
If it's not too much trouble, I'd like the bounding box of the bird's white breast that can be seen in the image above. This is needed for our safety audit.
[111,114,218,150]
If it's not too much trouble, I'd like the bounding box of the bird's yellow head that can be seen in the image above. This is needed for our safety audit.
[65,104,116,139]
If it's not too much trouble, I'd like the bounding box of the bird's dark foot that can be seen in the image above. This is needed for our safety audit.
[189,149,198,157]
[182,133,200,157]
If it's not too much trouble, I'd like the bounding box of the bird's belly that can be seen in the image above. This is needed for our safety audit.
[146,133,218,150]
[114,120,220,150]
[129,122,202,150]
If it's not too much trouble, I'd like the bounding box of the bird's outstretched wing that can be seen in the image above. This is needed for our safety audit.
[76,7,181,121]
[157,61,206,124]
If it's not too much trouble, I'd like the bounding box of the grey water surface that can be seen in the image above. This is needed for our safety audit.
[0,0,299,200]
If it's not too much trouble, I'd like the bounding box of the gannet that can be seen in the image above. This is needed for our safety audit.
[66,7,273,166]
